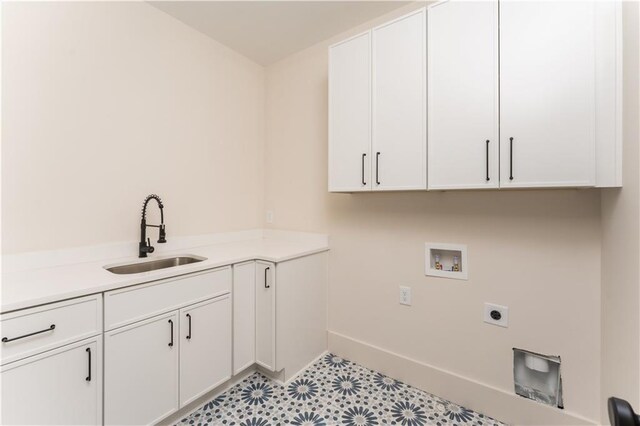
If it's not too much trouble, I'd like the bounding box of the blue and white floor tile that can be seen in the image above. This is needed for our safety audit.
[177,353,506,426]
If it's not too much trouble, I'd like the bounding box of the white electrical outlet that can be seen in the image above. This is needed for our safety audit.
[266,210,274,224]
[399,286,411,306]
[484,303,509,327]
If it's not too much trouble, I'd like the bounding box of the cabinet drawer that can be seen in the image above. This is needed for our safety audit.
[1,294,102,365]
[104,267,231,330]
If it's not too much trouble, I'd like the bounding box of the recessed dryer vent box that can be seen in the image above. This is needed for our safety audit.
[513,348,563,409]
[425,243,468,280]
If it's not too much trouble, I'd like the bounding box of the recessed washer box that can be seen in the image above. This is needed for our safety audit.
[425,243,468,280]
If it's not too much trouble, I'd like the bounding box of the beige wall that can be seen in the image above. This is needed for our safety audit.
[601,1,640,422]
[265,4,605,423]
[4,1,639,424]
[1,1,265,253]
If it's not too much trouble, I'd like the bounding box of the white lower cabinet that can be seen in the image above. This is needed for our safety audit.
[1,337,102,425]
[180,295,232,406]
[234,254,328,382]
[233,261,256,374]
[275,252,328,382]
[255,261,276,371]
[104,268,232,425]
[104,311,179,426]
[1,256,328,425]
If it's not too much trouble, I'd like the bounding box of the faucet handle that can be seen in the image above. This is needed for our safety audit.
[146,238,155,253]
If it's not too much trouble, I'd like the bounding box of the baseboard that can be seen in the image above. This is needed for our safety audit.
[282,350,329,385]
[328,331,596,426]
[256,351,330,387]
[255,364,286,385]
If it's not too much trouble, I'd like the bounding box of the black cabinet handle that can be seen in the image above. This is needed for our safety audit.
[264,267,270,289]
[376,152,381,185]
[509,137,514,181]
[486,140,490,181]
[85,348,92,382]
[2,324,55,343]
[361,153,367,186]
[168,319,174,347]
[186,314,192,340]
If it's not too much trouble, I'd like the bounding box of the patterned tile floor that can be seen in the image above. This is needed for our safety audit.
[177,353,506,426]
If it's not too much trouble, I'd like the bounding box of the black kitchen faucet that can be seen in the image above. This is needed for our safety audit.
[139,194,166,258]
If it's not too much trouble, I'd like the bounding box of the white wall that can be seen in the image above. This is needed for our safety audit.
[601,1,640,422]
[264,3,607,424]
[1,2,265,254]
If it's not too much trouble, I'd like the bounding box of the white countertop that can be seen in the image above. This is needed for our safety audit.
[1,230,329,313]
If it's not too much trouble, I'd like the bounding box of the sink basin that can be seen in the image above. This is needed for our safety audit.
[104,255,207,275]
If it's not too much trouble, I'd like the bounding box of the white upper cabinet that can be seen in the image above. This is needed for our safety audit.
[328,8,427,193]
[372,8,427,190]
[329,32,372,192]
[427,1,499,189]
[328,1,620,191]
[499,1,596,188]
[594,1,622,187]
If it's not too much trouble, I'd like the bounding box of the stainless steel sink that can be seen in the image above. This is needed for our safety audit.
[104,255,207,275]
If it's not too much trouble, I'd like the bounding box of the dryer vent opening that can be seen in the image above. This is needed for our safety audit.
[513,348,563,409]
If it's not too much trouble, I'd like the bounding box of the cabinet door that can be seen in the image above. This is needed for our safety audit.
[372,8,426,190]
[328,31,372,192]
[255,261,276,371]
[180,295,231,407]
[1,337,101,425]
[427,1,499,189]
[233,261,255,374]
[105,312,179,425]
[500,1,596,188]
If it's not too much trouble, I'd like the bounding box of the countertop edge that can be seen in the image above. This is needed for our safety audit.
[1,245,329,314]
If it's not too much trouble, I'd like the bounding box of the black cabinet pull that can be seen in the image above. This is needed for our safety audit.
[361,153,367,186]
[486,140,490,181]
[186,314,192,340]
[264,267,270,289]
[168,319,174,347]
[375,152,381,185]
[509,137,514,181]
[85,348,92,382]
[2,324,55,343]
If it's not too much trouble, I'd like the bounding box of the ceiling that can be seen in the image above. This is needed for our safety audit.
[149,1,411,65]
